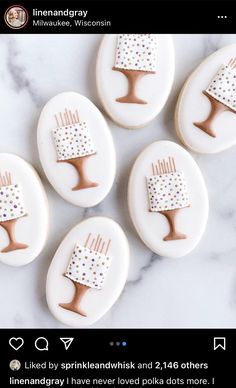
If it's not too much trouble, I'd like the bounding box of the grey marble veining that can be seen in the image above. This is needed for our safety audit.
[0,34,236,328]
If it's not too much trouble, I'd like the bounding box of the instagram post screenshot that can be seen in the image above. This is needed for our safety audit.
[0,0,236,386]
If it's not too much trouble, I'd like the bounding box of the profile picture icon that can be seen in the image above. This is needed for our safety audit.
[4,5,28,29]
[9,359,21,371]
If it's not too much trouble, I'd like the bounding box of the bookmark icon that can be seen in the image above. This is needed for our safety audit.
[60,337,74,350]
[213,337,226,351]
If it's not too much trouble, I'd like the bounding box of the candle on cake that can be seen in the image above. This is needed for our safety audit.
[0,171,28,252]
[112,34,158,104]
[59,233,112,317]
[146,157,190,241]
[53,109,98,190]
[194,58,236,137]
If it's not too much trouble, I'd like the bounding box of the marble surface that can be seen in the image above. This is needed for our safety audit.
[0,34,236,328]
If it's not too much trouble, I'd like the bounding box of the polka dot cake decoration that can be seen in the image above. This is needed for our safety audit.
[53,121,96,161]
[206,63,236,112]
[147,171,190,212]
[0,183,26,222]
[114,34,158,72]
[65,242,112,290]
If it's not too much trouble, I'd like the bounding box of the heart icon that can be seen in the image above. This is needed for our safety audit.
[9,337,24,351]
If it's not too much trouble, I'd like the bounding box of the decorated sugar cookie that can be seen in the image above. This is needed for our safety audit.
[0,154,49,267]
[176,44,236,153]
[46,217,129,327]
[128,141,208,258]
[37,92,116,208]
[96,34,174,128]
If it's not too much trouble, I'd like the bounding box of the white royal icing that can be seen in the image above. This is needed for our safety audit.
[65,244,112,290]
[114,34,158,72]
[206,64,236,112]
[146,171,190,212]
[52,121,96,161]
[0,184,26,222]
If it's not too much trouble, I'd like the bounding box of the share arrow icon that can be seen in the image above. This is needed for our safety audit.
[60,338,74,350]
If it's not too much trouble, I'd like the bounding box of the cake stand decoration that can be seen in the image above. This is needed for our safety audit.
[112,34,158,104]
[146,157,190,241]
[53,108,98,190]
[59,233,112,317]
[194,58,236,137]
[0,171,28,252]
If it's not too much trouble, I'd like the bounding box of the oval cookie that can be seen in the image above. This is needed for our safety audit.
[176,44,236,153]
[128,141,208,258]
[37,92,116,207]
[96,34,175,128]
[0,153,49,267]
[46,217,129,327]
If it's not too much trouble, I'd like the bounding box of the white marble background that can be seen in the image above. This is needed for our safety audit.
[0,34,236,328]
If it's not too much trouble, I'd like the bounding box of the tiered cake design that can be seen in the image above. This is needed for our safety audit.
[59,233,112,317]
[113,34,158,104]
[194,58,236,137]
[53,109,98,190]
[0,171,28,252]
[146,157,190,241]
